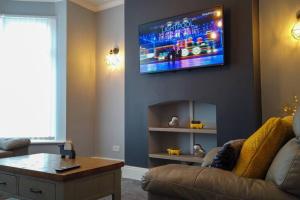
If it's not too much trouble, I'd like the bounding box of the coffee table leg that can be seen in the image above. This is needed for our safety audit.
[113,169,121,200]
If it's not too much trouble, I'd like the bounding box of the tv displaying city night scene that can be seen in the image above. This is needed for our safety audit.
[139,6,224,74]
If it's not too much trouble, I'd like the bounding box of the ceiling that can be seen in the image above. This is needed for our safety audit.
[14,0,124,12]
[69,0,124,12]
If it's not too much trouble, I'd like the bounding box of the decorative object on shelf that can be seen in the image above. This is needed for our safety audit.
[58,140,76,159]
[167,148,181,156]
[292,10,300,40]
[106,47,120,69]
[283,95,299,116]
[168,116,179,127]
[193,144,206,157]
[190,120,205,129]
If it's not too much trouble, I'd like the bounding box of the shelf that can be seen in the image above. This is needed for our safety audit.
[148,127,217,134]
[148,101,217,167]
[149,153,203,164]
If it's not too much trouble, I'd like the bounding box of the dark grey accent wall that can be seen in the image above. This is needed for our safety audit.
[125,0,261,167]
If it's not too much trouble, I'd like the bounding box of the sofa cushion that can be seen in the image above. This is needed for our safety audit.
[266,138,300,197]
[0,138,31,151]
[211,139,245,170]
[0,150,13,158]
[233,117,294,179]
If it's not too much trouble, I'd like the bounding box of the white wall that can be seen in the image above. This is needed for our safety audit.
[67,1,96,156]
[94,5,125,160]
[260,0,300,121]
[55,0,67,141]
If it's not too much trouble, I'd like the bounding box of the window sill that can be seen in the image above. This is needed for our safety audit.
[30,140,65,145]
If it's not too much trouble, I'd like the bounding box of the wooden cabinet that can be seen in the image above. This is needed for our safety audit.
[0,173,17,195]
[0,154,123,200]
[73,173,115,200]
[0,170,121,200]
[19,177,56,200]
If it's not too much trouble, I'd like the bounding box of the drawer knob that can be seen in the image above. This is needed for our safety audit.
[0,182,7,185]
[30,188,43,194]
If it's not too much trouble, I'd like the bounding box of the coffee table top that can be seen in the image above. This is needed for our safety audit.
[0,153,124,181]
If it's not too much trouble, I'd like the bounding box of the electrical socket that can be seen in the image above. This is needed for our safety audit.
[112,145,120,152]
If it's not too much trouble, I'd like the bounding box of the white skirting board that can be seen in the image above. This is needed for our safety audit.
[93,156,149,181]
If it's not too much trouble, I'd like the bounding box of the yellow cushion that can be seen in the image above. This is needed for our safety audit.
[281,115,294,125]
[233,117,294,179]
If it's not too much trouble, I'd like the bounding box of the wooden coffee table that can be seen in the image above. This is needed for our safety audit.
[0,153,124,200]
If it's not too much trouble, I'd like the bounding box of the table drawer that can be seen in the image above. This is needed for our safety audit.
[19,177,55,200]
[0,173,17,195]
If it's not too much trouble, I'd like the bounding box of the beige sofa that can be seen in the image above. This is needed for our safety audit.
[142,111,300,200]
[0,138,31,158]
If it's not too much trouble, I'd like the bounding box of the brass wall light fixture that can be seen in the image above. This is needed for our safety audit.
[292,10,300,40]
[106,47,120,69]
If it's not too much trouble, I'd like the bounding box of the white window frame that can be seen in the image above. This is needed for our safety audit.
[0,14,66,141]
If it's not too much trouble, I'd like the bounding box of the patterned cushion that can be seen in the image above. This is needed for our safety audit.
[211,139,245,170]
[233,117,294,179]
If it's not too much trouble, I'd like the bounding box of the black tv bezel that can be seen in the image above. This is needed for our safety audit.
[138,5,225,74]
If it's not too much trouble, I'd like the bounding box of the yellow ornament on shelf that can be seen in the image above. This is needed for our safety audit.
[190,121,205,129]
[167,148,181,156]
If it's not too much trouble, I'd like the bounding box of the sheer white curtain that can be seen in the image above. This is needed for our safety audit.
[0,15,57,139]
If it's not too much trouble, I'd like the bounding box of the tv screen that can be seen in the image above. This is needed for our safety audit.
[139,6,224,74]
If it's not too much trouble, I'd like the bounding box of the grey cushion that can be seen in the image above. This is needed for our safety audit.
[0,150,13,158]
[266,138,300,197]
[293,109,300,138]
[201,147,220,167]
[0,138,30,151]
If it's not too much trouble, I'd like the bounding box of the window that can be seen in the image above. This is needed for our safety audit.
[0,15,57,140]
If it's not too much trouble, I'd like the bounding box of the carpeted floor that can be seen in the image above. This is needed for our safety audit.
[100,178,147,200]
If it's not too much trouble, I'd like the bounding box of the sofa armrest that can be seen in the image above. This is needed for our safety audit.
[0,138,31,151]
[142,164,297,200]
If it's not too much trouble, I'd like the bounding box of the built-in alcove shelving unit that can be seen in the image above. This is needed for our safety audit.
[148,101,217,167]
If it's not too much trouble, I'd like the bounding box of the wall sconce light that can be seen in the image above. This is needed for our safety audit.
[106,47,120,69]
[291,10,300,40]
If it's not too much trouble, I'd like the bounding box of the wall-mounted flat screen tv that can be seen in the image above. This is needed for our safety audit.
[139,6,224,74]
